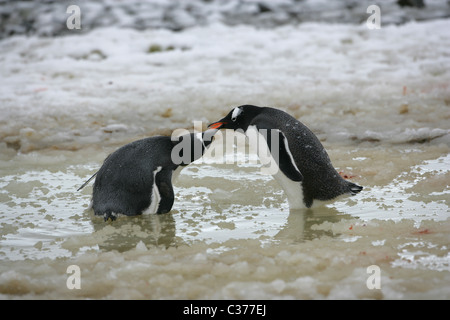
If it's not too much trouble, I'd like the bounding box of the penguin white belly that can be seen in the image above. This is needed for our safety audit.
[273,171,306,209]
[246,125,306,209]
[143,166,162,214]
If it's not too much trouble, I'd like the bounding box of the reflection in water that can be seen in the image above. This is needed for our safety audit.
[87,205,355,254]
[275,207,355,242]
[90,211,178,252]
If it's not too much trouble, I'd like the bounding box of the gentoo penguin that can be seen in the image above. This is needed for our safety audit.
[79,130,216,221]
[208,105,362,209]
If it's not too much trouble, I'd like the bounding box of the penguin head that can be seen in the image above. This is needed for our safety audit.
[208,105,262,132]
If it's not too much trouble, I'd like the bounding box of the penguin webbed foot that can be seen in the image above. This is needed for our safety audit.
[101,211,117,222]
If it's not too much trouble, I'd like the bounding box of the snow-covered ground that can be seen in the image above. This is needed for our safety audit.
[0,1,449,300]
[1,19,449,153]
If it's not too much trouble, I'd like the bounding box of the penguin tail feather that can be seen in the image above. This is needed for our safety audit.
[347,182,363,195]
[77,171,97,191]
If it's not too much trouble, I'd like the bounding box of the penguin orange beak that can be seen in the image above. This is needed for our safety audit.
[208,121,226,130]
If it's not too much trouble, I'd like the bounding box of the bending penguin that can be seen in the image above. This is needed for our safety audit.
[78,130,216,221]
[208,105,363,209]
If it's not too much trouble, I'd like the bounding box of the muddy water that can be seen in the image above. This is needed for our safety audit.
[0,136,448,299]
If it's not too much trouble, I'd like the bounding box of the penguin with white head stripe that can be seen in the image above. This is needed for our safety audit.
[79,130,217,221]
[208,105,362,209]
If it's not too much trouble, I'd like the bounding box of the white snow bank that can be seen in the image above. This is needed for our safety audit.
[0,19,449,152]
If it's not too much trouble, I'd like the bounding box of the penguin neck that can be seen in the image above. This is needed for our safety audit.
[171,130,215,166]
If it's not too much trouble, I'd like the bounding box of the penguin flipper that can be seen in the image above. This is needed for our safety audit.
[276,130,303,182]
[155,168,175,214]
[260,127,303,182]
